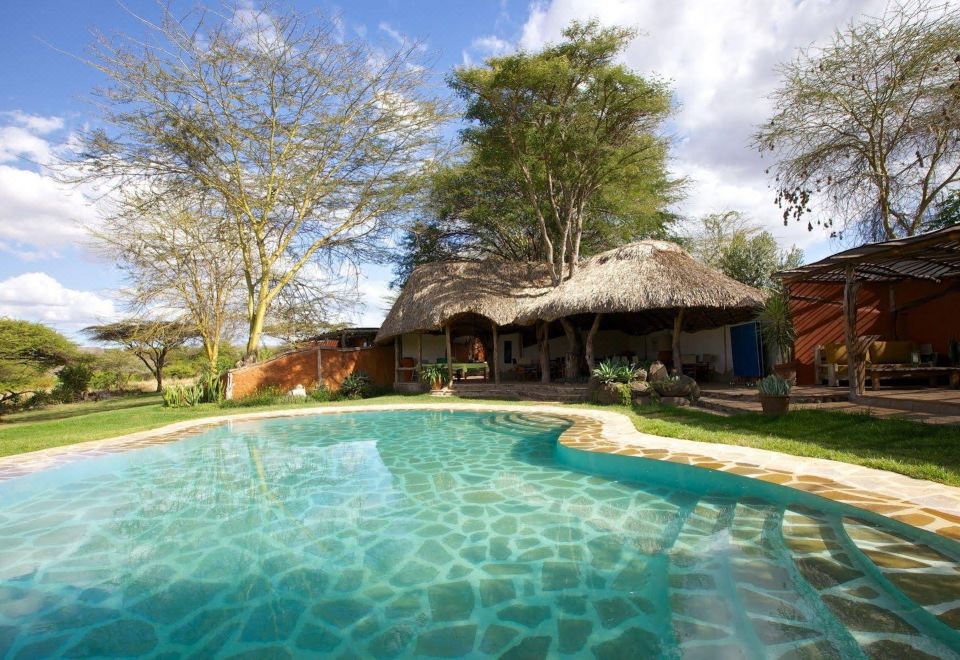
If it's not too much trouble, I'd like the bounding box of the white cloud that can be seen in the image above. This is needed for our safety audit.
[515,0,900,257]
[0,111,102,259]
[0,272,117,326]
[2,111,64,135]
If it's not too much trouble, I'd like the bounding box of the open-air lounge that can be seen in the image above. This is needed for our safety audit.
[780,225,960,411]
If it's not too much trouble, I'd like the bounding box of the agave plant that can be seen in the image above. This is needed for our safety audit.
[418,363,449,389]
[758,374,792,397]
[758,290,796,364]
[593,358,640,384]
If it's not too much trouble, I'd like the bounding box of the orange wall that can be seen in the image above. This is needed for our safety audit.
[787,279,960,385]
[228,345,394,399]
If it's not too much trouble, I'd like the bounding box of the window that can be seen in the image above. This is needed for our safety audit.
[503,340,513,364]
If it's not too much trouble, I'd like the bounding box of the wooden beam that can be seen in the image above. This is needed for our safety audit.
[539,321,551,384]
[394,336,400,385]
[492,322,500,384]
[672,309,684,375]
[843,266,864,398]
[445,325,453,385]
[417,332,423,376]
[585,313,602,372]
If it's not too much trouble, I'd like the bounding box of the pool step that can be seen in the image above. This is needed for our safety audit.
[444,383,590,403]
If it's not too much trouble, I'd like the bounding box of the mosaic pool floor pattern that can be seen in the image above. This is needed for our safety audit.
[1,410,959,658]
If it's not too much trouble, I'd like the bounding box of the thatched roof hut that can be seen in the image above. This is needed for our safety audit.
[375,240,764,342]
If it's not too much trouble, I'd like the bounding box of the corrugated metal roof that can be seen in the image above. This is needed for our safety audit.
[779,225,960,283]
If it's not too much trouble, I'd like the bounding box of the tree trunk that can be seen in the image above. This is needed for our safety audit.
[672,309,684,377]
[559,318,581,381]
[492,323,500,384]
[538,321,551,384]
[585,313,603,372]
[445,325,453,385]
[245,298,269,359]
[843,266,864,398]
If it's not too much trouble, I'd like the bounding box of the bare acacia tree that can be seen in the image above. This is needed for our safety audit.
[69,3,445,358]
[756,1,960,241]
[92,190,242,369]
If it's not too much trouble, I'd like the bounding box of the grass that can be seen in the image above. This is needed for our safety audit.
[2,393,959,487]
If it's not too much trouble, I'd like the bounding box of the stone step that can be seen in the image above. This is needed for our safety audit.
[692,396,754,416]
[699,388,847,405]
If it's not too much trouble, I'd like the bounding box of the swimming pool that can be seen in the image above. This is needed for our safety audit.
[0,410,958,658]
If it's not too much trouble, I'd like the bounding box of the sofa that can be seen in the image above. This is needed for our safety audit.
[815,340,916,387]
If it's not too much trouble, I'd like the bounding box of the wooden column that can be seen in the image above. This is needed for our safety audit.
[843,266,865,398]
[585,313,602,372]
[445,324,453,385]
[417,332,423,376]
[393,336,400,385]
[492,322,500,384]
[672,309,685,376]
[539,321,551,384]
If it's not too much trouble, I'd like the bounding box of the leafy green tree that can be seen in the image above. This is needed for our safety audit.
[450,20,678,284]
[0,319,76,410]
[756,1,960,241]
[688,211,804,289]
[926,189,960,231]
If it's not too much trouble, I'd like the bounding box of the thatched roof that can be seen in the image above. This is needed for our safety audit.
[376,240,764,341]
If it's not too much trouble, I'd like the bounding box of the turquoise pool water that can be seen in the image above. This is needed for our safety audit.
[0,410,958,658]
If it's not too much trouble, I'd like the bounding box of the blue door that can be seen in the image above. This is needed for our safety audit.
[730,322,762,378]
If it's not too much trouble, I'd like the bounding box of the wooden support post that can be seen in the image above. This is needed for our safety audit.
[417,332,423,378]
[585,313,602,372]
[843,266,865,398]
[539,321,551,384]
[672,309,685,376]
[393,336,400,385]
[492,322,500,384]
[445,325,453,385]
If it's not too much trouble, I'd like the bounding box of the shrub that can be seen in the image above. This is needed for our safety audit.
[52,363,93,402]
[339,371,371,399]
[417,363,448,389]
[308,385,344,403]
[90,369,135,392]
[219,385,287,408]
[161,373,224,408]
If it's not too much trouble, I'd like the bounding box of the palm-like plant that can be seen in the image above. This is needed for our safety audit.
[758,290,796,364]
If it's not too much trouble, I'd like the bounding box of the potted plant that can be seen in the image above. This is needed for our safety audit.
[759,290,797,383]
[758,374,792,415]
[418,363,449,391]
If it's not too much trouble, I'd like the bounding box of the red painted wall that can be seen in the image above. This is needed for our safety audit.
[228,345,394,399]
[787,279,960,385]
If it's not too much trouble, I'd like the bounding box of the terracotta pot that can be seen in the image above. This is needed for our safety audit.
[759,394,791,416]
[773,362,798,385]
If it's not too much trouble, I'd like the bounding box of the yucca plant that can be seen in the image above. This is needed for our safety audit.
[418,363,449,390]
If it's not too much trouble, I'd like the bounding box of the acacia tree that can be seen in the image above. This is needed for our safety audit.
[451,20,677,285]
[70,3,444,358]
[756,1,960,241]
[85,321,196,392]
[0,319,75,412]
[93,191,242,369]
[687,211,804,289]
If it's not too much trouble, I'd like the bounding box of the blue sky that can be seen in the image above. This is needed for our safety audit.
[0,0,897,340]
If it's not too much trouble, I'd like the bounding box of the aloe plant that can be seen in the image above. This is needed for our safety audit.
[418,363,449,388]
[758,374,792,397]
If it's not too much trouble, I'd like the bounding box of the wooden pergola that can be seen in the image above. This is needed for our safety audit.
[780,226,960,399]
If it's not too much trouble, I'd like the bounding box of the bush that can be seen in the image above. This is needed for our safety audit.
[339,371,372,399]
[308,385,343,403]
[161,373,225,408]
[219,385,288,408]
[90,369,135,392]
[52,363,93,402]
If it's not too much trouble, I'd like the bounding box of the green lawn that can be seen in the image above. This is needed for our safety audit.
[2,394,959,487]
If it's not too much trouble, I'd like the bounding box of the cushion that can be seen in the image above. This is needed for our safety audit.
[869,341,914,365]
[823,343,848,364]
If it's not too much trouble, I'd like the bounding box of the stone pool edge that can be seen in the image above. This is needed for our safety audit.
[2,402,960,540]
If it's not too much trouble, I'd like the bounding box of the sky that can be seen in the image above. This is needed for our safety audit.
[0,0,898,341]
